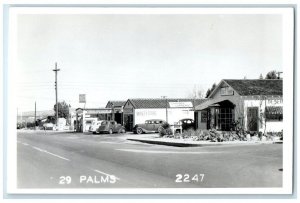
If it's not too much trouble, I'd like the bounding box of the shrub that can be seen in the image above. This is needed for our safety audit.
[159,122,173,137]
[161,122,170,129]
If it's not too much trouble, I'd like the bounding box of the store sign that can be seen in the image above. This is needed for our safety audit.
[79,94,86,103]
[86,109,112,114]
[267,99,283,105]
[113,107,123,113]
[169,102,193,108]
[123,108,133,114]
[136,110,157,117]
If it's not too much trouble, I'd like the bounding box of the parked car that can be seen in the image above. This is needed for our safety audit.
[172,118,195,133]
[133,119,166,134]
[43,122,54,130]
[180,118,195,131]
[89,120,104,134]
[84,118,98,132]
[96,120,126,134]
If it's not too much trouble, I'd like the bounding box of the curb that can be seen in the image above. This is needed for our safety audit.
[127,138,283,147]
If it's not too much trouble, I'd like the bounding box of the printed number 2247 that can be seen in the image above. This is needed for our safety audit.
[175,174,204,183]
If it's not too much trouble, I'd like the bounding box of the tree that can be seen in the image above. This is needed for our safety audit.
[187,85,204,99]
[53,101,70,119]
[265,70,279,79]
[205,83,217,98]
[259,74,263,79]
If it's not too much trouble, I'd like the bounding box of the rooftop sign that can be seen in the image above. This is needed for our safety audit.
[169,102,193,108]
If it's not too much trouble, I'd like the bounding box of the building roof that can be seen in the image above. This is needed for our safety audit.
[105,101,127,108]
[223,79,283,96]
[127,98,207,109]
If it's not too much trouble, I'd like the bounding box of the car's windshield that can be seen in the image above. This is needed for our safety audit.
[101,121,108,125]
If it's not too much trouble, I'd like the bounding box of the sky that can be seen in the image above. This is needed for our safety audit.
[15,13,282,112]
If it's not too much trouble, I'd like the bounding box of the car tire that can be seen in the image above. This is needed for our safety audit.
[136,127,143,134]
[118,128,126,134]
[109,128,113,134]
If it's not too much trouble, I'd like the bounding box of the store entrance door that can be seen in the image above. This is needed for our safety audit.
[124,114,134,131]
[114,113,122,124]
[247,107,259,132]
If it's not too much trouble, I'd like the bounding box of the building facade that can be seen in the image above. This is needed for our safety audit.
[123,98,206,131]
[75,108,113,132]
[105,101,126,125]
[195,79,283,133]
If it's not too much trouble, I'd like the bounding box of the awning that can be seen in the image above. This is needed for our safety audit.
[265,106,283,114]
[195,98,233,111]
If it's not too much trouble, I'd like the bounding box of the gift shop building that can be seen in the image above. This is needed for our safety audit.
[195,79,283,133]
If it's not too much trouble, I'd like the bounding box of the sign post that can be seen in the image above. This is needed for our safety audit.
[79,94,86,132]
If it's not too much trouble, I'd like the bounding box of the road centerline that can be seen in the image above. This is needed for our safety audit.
[31,145,70,161]
[93,169,120,181]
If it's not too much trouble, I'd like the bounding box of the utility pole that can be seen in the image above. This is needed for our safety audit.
[53,62,60,127]
[34,101,36,130]
[161,96,168,122]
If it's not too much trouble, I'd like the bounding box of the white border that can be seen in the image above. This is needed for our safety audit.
[6,7,294,195]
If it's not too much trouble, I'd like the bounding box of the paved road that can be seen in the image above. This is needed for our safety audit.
[17,130,282,188]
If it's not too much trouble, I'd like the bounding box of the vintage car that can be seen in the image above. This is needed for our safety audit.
[96,120,126,134]
[133,119,166,134]
[180,118,195,131]
[172,118,195,133]
[89,120,104,134]
[43,122,54,130]
[84,118,98,132]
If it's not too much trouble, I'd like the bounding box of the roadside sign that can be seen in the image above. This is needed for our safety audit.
[79,94,86,103]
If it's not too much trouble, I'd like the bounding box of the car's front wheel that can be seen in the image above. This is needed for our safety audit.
[108,128,113,134]
[136,127,143,134]
[118,127,126,134]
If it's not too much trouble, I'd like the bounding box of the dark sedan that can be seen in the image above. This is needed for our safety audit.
[97,120,126,134]
[180,118,195,131]
[133,119,165,134]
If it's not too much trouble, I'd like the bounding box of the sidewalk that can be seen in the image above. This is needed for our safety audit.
[127,135,283,147]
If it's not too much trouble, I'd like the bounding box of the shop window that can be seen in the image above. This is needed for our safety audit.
[265,106,283,121]
[217,108,234,131]
[201,111,207,122]
[220,87,234,96]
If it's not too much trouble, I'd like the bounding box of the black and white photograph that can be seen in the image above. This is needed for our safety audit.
[4,5,294,195]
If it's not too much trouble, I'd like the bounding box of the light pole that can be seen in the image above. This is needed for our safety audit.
[53,62,60,127]
[161,96,168,122]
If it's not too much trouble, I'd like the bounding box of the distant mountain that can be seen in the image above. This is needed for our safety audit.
[19,108,77,117]
[19,110,55,118]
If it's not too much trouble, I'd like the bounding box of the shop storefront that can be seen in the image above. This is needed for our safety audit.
[195,79,283,133]
[75,108,112,132]
[123,98,206,131]
[105,101,126,125]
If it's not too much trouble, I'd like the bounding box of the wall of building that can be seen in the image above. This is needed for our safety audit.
[134,108,194,125]
[243,96,283,133]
